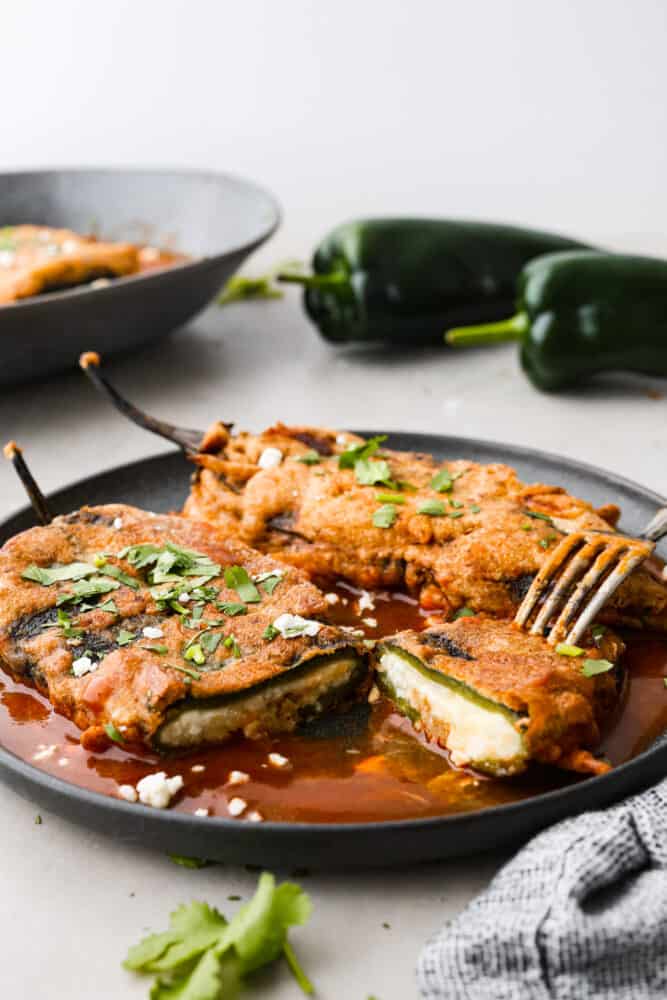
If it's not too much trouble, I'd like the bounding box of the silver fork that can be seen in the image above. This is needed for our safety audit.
[515,510,667,646]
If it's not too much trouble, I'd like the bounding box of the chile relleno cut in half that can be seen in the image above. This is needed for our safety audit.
[375,615,625,777]
[0,504,367,750]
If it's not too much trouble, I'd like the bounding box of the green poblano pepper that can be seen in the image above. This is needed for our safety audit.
[446,251,667,391]
[279,219,590,345]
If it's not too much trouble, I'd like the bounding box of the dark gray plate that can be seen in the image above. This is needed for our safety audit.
[0,168,280,385]
[0,432,665,869]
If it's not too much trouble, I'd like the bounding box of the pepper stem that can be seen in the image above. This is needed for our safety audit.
[277,270,349,291]
[445,312,529,347]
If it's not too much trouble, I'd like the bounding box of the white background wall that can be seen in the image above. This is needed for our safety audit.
[4,0,666,261]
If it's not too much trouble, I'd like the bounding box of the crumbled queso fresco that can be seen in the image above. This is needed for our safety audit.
[136,772,184,809]
[258,447,283,470]
[142,626,164,640]
[71,655,97,677]
[271,613,322,638]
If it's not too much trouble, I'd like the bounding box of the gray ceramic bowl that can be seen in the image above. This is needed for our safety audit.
[0,168,280,385]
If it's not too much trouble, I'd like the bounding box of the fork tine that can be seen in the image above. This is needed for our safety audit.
[546,538,630,644]
[563,545,652,645]
[515,528,653,646]
[529,537,610,637]
[514,534,584,629]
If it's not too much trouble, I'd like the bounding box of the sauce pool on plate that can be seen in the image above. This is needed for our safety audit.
[1,584,666,824]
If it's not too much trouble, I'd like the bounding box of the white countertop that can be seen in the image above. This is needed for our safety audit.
[1,296,666,999]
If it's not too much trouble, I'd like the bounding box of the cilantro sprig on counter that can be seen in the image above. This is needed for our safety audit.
[124,872,314,998]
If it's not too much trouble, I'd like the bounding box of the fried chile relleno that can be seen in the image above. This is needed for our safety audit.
[181,423,667,629]
[375,616,625,777]
[0,504,367,750]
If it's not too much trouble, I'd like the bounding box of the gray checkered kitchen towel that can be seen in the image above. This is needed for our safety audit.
[418,776,667,999]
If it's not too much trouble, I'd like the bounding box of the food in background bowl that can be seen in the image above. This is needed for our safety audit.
[0,224,186,304]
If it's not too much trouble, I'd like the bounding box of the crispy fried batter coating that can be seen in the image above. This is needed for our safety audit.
[183,423,667,628]
[0,504,365,748]
[377,615,625,775]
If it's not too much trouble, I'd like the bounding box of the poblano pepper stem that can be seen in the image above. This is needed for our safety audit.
[443,250,667,392]
[446,313,529,346]
[278,270,350,292]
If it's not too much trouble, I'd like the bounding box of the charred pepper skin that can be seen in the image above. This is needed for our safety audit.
[447,251,667,391]
[279,219,591,345]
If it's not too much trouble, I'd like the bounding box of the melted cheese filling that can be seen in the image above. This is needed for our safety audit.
[379,650,526,775]
[157,654,361,749]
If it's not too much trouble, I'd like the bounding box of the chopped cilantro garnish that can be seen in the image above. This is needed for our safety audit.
[354,458,395,488]
[372,504,397,528]
[119,542,220,585]
[254,570,285,595]
[449,499,463,509]
[448,511,464,519]
[581,658,615,677]
[45,608,83,638]
[97,598,119,614]
[417,500,447,516]
[104,722,125,744]
[124,872,313,998]
[97,563,139,589]
[376,493,406,504]
[169,855,210,868]
[22,561,97,586]
[454,607,475,619]
[142,644,168,655]
[263,624,280,641]
[200,631,222,655]
[338,435,387,469]
[556,643,585,657]
[169,663,202,681]
[116,629,136,646]
[218,273,284,305]
[56,577,120,606]
[470,504,481,514]
[430,469,453,493]
[217,601,248,617]
[223,635,241,658]
[184,643,206,666]
[224,566,262,603]
[523,509,554,524]
[295,450,321,465]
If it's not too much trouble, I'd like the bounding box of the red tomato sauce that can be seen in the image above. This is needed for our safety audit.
[1,583,665,824]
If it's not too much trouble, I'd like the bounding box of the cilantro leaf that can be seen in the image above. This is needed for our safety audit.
[254,570,285,596]
[116,629,136,646]
[373,504,397,529]
[97,563,139,590]
[338,435,387,469]
[522,509,554,524]
[582,658,615,677]
[200,632,222,655]
[224,566,261,604]
[417,500,446,516]
[119,543,220,585]
[105,722,125,744]
[56,577,120,606]
[22,562,97,586]
[454,607,475,619]
[216,601,248,618]
[430,469,453,493]
[354,458,395,488]
[125,901,227,973]
[295,450,321,465]
[124,873,313,999]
